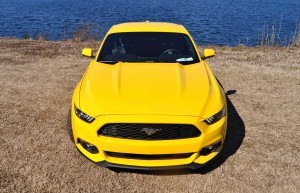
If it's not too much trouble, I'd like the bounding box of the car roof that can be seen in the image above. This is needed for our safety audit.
[108,22,189,34]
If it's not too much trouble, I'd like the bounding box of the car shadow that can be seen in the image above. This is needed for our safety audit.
[108,90,245,175]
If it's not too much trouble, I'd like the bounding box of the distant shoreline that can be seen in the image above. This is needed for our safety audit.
[1,37,299,48]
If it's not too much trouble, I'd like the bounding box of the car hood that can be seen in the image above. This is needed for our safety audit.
[79,61,211,117]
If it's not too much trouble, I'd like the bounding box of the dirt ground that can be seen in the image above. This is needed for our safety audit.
[0,38,299,193]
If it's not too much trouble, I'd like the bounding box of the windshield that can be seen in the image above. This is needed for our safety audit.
[97,32,200,64]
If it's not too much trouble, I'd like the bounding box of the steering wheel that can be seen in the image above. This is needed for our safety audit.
[159,49,182,57]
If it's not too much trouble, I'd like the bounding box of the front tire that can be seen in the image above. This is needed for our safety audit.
[67,108,74,143]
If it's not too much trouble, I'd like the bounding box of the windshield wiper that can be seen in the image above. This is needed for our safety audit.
[158,60,195,65]
[98,61,120,64]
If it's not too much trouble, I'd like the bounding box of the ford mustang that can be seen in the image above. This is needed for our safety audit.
[69,22,227,170]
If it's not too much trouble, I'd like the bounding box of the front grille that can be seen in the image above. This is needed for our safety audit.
[105,151,193,160]
[98,123,201,140]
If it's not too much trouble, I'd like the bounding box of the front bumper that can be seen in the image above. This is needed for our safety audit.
[71,109,227,169]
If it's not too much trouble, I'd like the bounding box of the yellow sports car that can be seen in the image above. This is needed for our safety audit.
[69,22,227,170]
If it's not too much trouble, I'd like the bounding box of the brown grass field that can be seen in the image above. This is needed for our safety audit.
[0,38,299,192]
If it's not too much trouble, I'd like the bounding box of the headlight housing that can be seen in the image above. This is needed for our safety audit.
[204,106,226,125]
[74,105,95,123]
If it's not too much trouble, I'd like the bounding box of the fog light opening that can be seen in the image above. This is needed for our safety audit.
[200,141,222,156]
[78,138,99,154]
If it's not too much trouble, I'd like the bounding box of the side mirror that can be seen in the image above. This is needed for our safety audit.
[82,48,94,58]
[202,49,215,60]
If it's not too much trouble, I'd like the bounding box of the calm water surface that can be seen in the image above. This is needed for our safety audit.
[0,0,299,46]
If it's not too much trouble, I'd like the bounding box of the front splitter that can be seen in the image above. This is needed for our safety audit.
[97,160,203,170]
[76,146,204,170]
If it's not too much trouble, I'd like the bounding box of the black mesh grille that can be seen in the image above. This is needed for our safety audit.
[105,151,193,160]
[98,123,201,140]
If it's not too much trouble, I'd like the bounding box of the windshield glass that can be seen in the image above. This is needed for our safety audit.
[97,32,200,64]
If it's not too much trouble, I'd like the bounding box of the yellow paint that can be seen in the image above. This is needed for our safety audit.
[71,22,227,168]
[82,48,93,58]
[203,49,215,59]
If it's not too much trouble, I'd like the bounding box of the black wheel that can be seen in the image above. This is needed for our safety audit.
[67,108,75,143]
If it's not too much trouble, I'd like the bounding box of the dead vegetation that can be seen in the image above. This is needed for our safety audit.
[258,22,300,47]
[0,38,299,193]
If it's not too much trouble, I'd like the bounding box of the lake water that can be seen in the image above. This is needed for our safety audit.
[0,0,299,46]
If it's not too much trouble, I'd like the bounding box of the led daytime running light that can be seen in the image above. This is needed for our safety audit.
[74,105,95,123]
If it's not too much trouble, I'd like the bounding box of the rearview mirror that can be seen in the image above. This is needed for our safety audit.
[82,48,94,58]
[202,49,215,60]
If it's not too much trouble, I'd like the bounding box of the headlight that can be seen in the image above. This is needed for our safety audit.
[74,105,95,123]
[204,106,226,125]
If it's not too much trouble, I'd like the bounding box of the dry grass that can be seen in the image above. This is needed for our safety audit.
[258,22,300,47]
[0,38,299,193]
[72,24,99,42]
